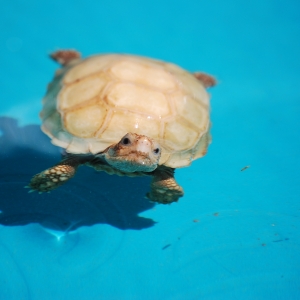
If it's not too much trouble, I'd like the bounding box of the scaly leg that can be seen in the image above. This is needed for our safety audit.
[193,72,217,88]
[27,155,89,193]
[146,167,184,204]
[50,49,81,66]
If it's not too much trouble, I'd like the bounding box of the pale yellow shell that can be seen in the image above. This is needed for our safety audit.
[41,54,211,168]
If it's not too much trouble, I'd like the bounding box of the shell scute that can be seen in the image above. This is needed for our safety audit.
[110,59,176,91]
[63,55,118,84]
[59,75,107,110]
[171,91,209,131]
[163,117,199,152]
[64,103,107,138]
[106,82,171,118]
[99,110,161,142]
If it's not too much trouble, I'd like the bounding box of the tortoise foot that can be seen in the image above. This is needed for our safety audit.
[28,165,76,192]
[50,49,81,66]
[146,176,184,204]
[193,72,217,88]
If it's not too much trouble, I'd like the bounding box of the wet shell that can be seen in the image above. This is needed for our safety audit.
[41,54,211,168]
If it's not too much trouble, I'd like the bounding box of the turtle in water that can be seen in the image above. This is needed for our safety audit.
[28,50,216,204]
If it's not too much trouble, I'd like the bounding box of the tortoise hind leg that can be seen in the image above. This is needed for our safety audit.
[50,50,81,66]
[193,72,217,88]
[146,166,184,204]
[27,154,90,193]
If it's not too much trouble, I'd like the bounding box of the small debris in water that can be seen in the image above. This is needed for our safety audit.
[213,212,219,217]
[162,244,171,250]
[193,219,199,223]
[241,165,250,171]
[261,243,266,246]
[273,238,289,243]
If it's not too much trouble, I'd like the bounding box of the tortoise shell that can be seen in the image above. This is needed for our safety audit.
[41,54,211,168]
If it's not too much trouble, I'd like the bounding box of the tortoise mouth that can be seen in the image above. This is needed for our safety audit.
[118,150,151,159]
[105,150,159,173]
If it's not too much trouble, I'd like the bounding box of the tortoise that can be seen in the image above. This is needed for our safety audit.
[28,50,216,204]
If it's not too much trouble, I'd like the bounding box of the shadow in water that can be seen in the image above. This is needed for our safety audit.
[0,117,156,231]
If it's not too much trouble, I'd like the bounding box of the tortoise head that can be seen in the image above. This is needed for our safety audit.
[100,133,161,173]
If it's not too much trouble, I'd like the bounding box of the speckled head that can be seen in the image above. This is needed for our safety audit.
[100,133,161,173]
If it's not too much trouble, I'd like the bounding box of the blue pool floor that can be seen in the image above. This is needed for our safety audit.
[1,0,300,299]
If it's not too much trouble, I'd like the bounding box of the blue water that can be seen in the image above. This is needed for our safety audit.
[1,0,300,299]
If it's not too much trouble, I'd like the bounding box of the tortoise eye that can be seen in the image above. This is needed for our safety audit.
[153,148,160,155]
[122,137,131,145]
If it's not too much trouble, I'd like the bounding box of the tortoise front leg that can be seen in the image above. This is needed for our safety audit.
[27,154,90,193]
[146,167,184,204]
